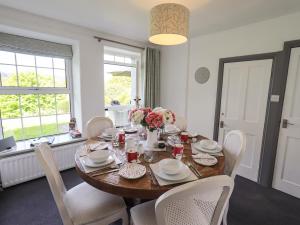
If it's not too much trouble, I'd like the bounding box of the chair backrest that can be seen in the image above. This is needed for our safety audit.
[223,130,246,179]
[155,175,234,225]
[175,116,187,131]
[86,116,114,139]
[35,143,73,225]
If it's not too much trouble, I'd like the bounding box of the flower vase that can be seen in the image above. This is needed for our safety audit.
[145,129,158,149]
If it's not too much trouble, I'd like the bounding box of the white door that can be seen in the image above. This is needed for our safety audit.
[273,47,300,198]
[219,59,273,182]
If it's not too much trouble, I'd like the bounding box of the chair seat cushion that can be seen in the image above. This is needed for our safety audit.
[64,182,126,225]
[130,200,157,225]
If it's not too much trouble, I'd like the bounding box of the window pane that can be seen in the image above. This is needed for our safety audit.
[115,56,124,63]
[41,115,57,136]
[37,68,54,87]
[16,53,35,66]
[18,66,37,87]
[104,64,133,106]
[0,95,20,118]
[104,54,114,61]
[39,94,56,115]
[53,58,65,69]
[20,95,39,117]
[57,114,70,133]
[0,65,17,86]
[0,51,15,64]
[54,69,66,87]
[23,117,41,139]
[2,118,23,141]
[56,94,70,114]
[36,56,53,68]
[124,57,132,64]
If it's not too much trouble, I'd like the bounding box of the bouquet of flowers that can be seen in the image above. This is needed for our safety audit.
[129,107,176,132]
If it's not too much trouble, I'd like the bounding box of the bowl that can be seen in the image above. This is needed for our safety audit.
[87,150,110,163]
[159,158,183,175]
[199,140,218,150]
[103,128,118,137]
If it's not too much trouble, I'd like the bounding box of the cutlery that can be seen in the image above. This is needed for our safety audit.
[187,162,202,178]
[148,168,158,185]
[90,168,119,177]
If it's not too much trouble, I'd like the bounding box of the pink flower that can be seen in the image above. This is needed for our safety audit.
[141,107,152,115]
[145,112,163,129]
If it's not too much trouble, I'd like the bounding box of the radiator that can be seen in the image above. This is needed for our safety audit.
[0,142,83,188]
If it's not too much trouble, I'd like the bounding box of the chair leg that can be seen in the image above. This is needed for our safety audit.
[223,203,229,225]
[121,208,129,225]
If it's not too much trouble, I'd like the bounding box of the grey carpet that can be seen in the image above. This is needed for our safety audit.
[0,169,299,225]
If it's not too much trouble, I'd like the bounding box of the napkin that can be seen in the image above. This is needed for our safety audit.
[192,153,216,161]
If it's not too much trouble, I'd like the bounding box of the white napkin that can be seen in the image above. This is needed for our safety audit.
[149,162,198,186]
[192,153,216,160]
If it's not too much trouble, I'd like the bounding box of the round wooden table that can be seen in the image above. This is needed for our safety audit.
[75,135,225,199]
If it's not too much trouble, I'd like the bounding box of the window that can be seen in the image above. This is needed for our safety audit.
[104,47,141,127]
[0,51,72,141]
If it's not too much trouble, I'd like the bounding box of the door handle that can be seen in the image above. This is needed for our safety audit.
[220,121,224,128]
[282,119,295,128]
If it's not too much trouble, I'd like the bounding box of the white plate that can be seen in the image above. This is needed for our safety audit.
[193,143,222,154]
[83,155,114,168]
[199,140,218,150]
[89,142,109,150]
[155,164,191,181]
[193,157,218,166]
[119,163,146,179]
[159,159,183,175]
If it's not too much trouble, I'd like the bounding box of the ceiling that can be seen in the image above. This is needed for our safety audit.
[0,0,300,42]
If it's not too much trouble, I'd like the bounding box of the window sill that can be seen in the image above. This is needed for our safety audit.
[0,133,86,159]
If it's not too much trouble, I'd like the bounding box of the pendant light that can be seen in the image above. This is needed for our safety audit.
[149,3,189,45]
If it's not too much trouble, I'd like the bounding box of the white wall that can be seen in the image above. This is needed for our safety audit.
[0,5,146,135]
[160,43,189,117]
[161,11,300,138]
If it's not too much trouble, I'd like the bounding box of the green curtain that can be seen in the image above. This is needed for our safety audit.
[144,47,160,108]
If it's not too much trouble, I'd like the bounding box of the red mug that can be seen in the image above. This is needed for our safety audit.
[118,131,125,144]
[172,144,184,159]
[126,149,138,163]
[180,132,189,143]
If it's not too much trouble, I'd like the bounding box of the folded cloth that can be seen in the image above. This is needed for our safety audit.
[192,153,216,160]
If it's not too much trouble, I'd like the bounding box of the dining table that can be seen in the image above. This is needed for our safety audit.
[75,135,225,199]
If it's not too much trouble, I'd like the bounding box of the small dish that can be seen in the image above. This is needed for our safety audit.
[159,159,183,175]
[118,163,146,179]
[88,150,110,163]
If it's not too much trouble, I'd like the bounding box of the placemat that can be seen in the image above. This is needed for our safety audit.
[149,162,198,186]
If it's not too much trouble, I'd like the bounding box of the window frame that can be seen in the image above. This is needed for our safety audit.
[0,51,73,140]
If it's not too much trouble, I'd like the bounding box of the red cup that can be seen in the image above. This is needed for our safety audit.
[172,144,184,159]
[118,131,125,144]
[126,149,138,163]
[180,132,189,143]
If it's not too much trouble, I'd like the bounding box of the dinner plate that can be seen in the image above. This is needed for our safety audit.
[118,163,146,179]
[82,155,114,168]
[193,142,222,154]
[155,164,191,181]
[199,140,218,150]
[193,156,218,166]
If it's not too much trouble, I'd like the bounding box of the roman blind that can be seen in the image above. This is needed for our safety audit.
[0,32,73,58]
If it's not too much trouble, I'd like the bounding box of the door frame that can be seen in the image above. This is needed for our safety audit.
[213,52,282,186]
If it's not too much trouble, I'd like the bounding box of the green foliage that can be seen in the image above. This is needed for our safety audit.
[105,76,131,106]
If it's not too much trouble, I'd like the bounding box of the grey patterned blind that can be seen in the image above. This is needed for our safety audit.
[0,32,73,58]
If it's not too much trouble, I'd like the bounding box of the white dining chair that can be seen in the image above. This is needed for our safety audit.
[35,143,128,225]
[174,115,187,131]
[130,175,234,225]
[222,130,246,225]
[86,116,114,139]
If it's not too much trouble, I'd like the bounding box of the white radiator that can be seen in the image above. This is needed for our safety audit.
[0,142,83,188]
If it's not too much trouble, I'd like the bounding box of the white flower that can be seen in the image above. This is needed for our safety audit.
[153,107,175,124]
[131,110,144,124]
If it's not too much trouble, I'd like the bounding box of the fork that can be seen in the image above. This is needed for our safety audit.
[186,161,202,178]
